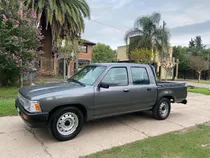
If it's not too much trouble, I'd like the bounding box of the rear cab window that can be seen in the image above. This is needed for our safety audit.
[130,67,150,85]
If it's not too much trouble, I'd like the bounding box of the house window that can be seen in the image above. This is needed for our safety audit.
[78,45,88,53]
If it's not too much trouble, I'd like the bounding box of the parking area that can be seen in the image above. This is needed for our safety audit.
[0,93,210,158]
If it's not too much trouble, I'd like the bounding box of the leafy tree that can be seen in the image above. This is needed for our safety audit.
[57,38,79,78]
[130,49,152,64]
[188,36,206,56]
[189,38,195,48]
[0,0,41,86]
[25,0,90,54]
[194,36,205,49]
[173,46,189,71]
[188,56,208,82]
[161,57,176,81]
[124,12,170,59]
[92,43,116,63]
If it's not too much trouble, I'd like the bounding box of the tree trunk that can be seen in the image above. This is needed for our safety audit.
[40,15,53,72]
[67,62,71,78]
[159,66,162,80]
[165,69,168,81]
[198,72,201,82]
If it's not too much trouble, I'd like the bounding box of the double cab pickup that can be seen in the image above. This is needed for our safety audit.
[16,63,187,141]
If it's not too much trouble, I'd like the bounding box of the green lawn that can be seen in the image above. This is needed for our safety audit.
[177,79,210,85]
[0,87,18,117]
[188,88,210,95]
[199,81,210,85]
[186,80,210,85]
[84,124,210,158]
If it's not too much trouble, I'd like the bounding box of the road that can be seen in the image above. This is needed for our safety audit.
[1,93,210,158]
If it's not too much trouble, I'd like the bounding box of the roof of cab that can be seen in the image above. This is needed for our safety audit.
[89,63,149,67]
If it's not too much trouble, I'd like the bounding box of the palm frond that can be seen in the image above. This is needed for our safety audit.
[124,28,143,44]
[150,12,161,25]
[25,0,90,42]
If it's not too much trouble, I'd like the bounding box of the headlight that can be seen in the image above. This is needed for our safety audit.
[18,94,41,113]
[24,100,41,113]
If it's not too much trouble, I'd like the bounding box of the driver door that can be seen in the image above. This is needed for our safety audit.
[94,67,131,117]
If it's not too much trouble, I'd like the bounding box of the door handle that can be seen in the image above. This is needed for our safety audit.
[123,89,130,92]
[147,88,152,91]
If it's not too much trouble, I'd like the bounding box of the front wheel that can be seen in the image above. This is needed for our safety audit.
[50,107,84,141]
[152,98,171,120]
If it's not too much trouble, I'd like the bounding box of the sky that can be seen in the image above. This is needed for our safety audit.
[82,0,210,49]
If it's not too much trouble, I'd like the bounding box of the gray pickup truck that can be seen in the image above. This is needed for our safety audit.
[16,63,187,141]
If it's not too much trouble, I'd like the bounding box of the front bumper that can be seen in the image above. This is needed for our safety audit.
[15,99,49,128]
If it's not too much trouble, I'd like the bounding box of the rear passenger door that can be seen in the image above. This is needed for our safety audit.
[130,67,157,110]
[94,67,131,116]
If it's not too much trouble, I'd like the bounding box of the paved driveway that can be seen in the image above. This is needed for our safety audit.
[1,93,210,158]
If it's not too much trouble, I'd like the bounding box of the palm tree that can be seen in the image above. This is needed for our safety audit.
[25,0,90,69]
[125,12,170,60]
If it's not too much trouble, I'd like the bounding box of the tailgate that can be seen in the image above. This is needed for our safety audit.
[157,82,187,103]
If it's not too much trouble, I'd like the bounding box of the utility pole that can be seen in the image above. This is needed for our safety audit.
[160,21,166,80]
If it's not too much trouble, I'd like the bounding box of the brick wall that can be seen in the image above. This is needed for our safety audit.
[69,45,93,76]
[70,62,75,76]
[78,45,93,60]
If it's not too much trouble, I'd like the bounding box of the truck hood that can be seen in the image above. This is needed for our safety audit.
[19,82,83,99]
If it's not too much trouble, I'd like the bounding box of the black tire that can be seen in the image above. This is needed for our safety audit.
[50,107,84,141]
[152,98,171,120]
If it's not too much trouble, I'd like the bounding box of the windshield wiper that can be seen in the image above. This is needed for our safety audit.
[68,78,85,86]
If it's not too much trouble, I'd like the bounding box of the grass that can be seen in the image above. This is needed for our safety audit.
[176,79,210,85]
[197,81,210,85]
[188,87,210,95]
[189,80,210,85]
[84,124,210,158]
[0,87,18,117]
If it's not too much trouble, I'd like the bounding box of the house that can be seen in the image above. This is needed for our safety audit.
[68,39,96,76]
[38,39,95,77]
[116,45,175,80]
[117,45,129,61]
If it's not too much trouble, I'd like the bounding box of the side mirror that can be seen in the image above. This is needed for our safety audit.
[98,82,109,89]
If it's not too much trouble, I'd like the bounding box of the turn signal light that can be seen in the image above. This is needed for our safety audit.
[35,103,41,111]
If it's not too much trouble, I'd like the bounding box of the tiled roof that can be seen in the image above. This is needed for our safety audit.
[79,39,96,45]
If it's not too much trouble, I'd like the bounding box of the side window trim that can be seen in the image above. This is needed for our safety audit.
[101,67,129,87]
[130,66,150,85]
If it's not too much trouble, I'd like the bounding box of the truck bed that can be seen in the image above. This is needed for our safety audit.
[156,81,187,104]
[157,81,186,87]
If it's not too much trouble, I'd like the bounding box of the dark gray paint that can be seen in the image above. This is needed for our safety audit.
[18,63,187,121]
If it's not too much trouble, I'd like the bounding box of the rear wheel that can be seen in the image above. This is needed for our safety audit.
[50,107,84,141]
[152,98,171,120]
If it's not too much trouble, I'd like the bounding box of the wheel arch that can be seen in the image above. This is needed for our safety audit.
[47,104,88,125]
[159,96,174,103]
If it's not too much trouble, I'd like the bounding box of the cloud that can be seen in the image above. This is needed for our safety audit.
[83,0,210,49]
[171,20,210,36]
[112,0,133,9]
[170,21,210,46]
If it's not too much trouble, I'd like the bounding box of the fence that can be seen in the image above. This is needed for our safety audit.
[178,69,210,80]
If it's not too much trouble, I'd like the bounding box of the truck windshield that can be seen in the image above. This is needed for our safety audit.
[69,66,106,86]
